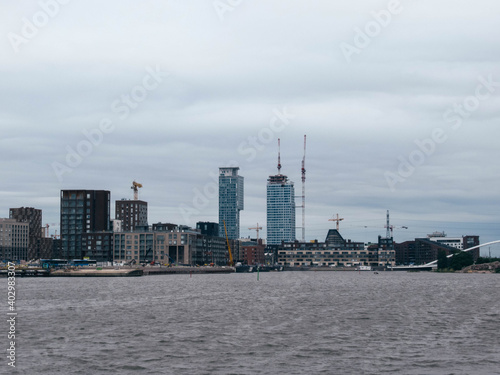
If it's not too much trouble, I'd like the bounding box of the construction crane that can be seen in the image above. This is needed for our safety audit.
[131,181,143,200]
[223,220,234,267]
[329,214,344,231]
[43,223,59,238]
[301,135,306,242]
[385,210,391,238]
[384,210,407,238]
[249,223,263,241]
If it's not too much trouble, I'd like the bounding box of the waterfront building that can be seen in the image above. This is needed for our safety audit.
[394,235,480,265]
[426,232,480,261]
[52,238,61,259]
[37,237,54,260]
[218,167,244,240]
[266,174,295,245]
[60,190,110,259]
[241,239,265,265]
[394,241,416,265]
[113,227,195,265]
[9,207,42,260]
[0,218,29,261]
[81,232,113,262]
[414,238,462,265]
[375,235,396,267]
[193,222,229,265]
[112,223,230,266]
[112,219,122,233]
[152,222,177,232]
[113,231,157,264]
[276,229,396,268]
[197,222,220,237]
[115,199,148,232]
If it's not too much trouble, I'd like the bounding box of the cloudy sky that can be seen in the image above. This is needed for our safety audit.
[1,0,499,255]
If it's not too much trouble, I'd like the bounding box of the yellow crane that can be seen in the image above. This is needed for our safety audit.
[131,181,143,200]
[223,220,234,267]
[329,214,344,231]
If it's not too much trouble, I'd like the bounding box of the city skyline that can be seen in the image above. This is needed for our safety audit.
[0,1,499,254]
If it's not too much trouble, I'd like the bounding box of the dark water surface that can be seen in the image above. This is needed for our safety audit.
[6,271,500,374]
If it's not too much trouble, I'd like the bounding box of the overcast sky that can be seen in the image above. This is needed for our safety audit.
[1,0,499,255]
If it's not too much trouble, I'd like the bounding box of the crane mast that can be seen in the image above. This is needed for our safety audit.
[131,181,143,200]
[249,223,263,241]
[386,210,391,238]
[301,135,306,242]
[329,214,344,231]
[223,220,234,266]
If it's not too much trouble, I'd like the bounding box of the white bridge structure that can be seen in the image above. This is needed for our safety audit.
[389,240,500,271]
[424,240,500,266]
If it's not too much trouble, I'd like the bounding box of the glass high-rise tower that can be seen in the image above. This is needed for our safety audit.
[218,167,244,240]
[266,174,295,245]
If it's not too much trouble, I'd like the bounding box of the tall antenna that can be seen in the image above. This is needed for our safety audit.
[277,138,282,174]
[301,135,306,242]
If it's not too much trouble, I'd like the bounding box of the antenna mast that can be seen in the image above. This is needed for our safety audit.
[277,138,282,174]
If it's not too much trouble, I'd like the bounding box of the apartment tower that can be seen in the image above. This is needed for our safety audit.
[266,174,295,245]
[218,167,244,240]
[60,190,110,259]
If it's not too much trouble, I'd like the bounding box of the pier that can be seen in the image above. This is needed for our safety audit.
[0,268,50,277]
[1,265,236,277]
[50,268,143,277]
